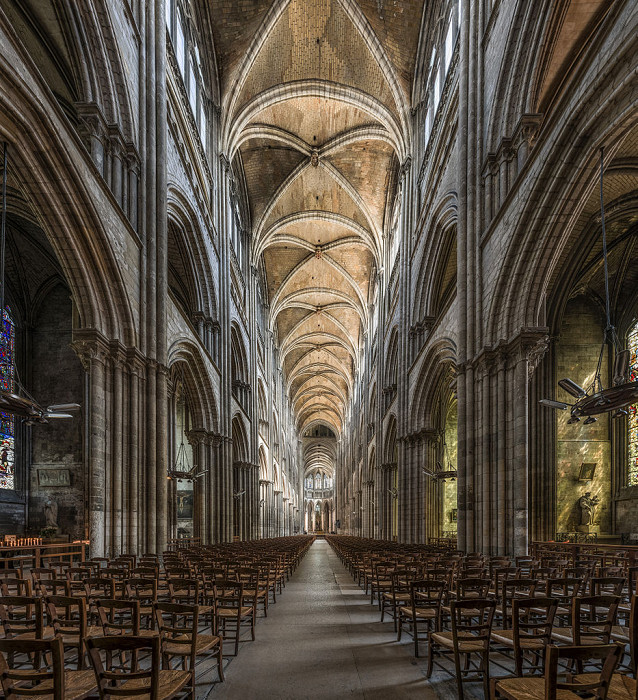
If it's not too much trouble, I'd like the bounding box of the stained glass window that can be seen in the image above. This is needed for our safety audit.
[628,324,638,487]
[0,308,15,490]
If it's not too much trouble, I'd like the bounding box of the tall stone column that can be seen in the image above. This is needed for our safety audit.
[186,430,206,542]
[145,360,157,553]
[72,334,109,557]
[110,345,125,556]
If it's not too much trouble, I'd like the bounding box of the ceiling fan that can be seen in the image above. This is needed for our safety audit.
[0,143,80,425]
[540,148,638,424]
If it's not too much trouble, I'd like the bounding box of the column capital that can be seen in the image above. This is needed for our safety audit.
[70,330,111,371]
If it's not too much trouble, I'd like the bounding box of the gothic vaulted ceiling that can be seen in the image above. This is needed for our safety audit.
[209,0,424,434]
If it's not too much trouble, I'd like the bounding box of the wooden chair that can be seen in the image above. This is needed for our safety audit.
[213,580,255,656]
[0,636,97,700]
[86,634,190,699]
[237,567,267,620]
[540,577,582,625]
[45,596,101,669]
[551,594,620,647]
[154,602,224,696]
[371,563,395,608]
[37,578,71,598]
[0,596,48,641]
[97,599,141,636]
[492,643,624,699]
[381,569,413,630]
[397,580,444,657]
[491,597,558,676]
[85,578,116,623]
[66,568,92,599]
[125,578,158,630]
[427,598,496,699]
[495,578,537,629]
[0,578,31,597]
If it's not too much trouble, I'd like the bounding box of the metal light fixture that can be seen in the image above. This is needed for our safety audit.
[167,366,207,481]
[422,438,457,480]
[541,148,638,421]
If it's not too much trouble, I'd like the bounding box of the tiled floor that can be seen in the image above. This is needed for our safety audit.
[204,539,484,699]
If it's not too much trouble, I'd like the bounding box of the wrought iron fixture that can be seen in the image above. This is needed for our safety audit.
[422,437,457,480]
[0,142,80,424]
[167,365,207,481]
[540,148,638,422]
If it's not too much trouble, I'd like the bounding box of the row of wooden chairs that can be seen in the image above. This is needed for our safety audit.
[328,535,638,700]
[0,535,314,697]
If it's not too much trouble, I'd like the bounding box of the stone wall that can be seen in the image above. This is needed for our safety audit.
[29,285,85,540]
[556,297,611,535]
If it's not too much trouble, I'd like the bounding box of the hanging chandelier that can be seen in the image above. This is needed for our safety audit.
[422,437,457,480]
[540,148,638,423]
[167,366,207,481]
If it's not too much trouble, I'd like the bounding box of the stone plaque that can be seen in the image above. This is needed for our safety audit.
[37,469,71,487]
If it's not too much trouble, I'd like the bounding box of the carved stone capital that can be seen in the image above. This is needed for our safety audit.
[70,330,110,372]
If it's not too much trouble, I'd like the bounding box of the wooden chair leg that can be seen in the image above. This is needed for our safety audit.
[482,650,490,700]
[217,641,225,682]
[426,637,434,679]
[453,648,465,700]
[514,648,523,677]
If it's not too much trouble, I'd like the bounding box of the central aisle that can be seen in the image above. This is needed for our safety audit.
[209,539,444,700]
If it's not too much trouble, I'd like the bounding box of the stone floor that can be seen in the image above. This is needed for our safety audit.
[200,539,486,700]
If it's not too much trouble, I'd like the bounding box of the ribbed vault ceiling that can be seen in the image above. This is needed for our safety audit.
[210,0,424,434]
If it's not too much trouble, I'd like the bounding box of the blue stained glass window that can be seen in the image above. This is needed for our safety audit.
[628,324,638,487]
[0,308,15,490]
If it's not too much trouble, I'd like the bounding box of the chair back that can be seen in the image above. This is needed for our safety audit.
[86,634,160,699]
[85,577,116,604]
[168,577,199,605]
[499,578,536,628]
[573,594,620,644]
[410,580,444,618]
[0,596,43,638]
[0,637,65,699]
[154,602,198,669]
[214,580,245,610]
[589,576,626,596]
[544,643,623,700]
[45,595,87,639]
[0,578,30,597]
[36,578,70,598]
[126,578,158,605]
[512,597,557,647]
[450,599,496,650]
[456,577,491,600]
[97,599,141,636]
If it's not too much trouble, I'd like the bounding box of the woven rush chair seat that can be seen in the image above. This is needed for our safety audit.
[492,643,624,700]
[491,629,546,650]
[572,672,636,700]
[216,605,253,618]
[398,580,444,657]
[429,631,488,653]
[86,634,190,700]
[427,598,496,699]
[155,602,224,691]
[402,606,437,620]
[494,676,576,699]
[0,637,97,700]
